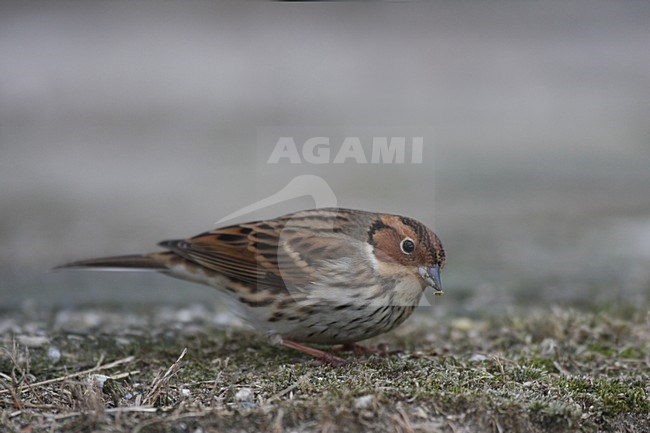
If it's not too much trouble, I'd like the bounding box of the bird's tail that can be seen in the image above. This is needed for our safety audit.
[53,253,172,272]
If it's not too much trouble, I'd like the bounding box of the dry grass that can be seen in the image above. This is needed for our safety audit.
[1,304,649,432]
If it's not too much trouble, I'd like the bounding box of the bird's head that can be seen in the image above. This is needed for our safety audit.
[368,214,445,293]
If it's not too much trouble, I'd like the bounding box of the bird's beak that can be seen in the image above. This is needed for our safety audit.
[418,264,443,292]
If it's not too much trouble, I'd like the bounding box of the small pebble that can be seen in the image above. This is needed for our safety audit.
[17,335,49,348]
[181,388,191,396]
[235,387,254,402]
[114,336,132,346]
[47,346,61,364]
[451,318,475,332]
[354,395,374,410]
[94,374,109,389]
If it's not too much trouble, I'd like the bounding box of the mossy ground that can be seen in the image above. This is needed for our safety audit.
[1,304,649,432]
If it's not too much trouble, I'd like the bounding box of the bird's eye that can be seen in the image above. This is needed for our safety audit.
[400,238,415,254]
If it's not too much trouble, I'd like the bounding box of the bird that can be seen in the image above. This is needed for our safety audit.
[56,208,445,364]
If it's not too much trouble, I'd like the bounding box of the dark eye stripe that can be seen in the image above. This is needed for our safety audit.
[368,219,390,245]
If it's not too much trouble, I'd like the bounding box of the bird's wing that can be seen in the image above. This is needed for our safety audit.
[159,217,366,293]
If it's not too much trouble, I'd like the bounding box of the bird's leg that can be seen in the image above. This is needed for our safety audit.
[334,343,400,356]
[280,339,347,366]
[335,343,379,355]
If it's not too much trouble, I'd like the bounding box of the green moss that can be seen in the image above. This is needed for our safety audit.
[557,377,649,417]
[525,358,558,373]
[597,381,649,416]
[588,342,616,357]
[619,346,645,359]
[2,305,650,433]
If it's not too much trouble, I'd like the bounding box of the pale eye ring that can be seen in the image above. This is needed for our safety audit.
[400,238,415,254]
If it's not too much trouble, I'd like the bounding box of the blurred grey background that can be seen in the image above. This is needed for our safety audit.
[1,1,649,312]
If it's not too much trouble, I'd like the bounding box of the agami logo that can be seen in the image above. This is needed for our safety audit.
[267,136,424,164]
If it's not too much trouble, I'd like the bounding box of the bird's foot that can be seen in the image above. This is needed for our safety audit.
[280,339,348,366]
[334,343,402,356]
